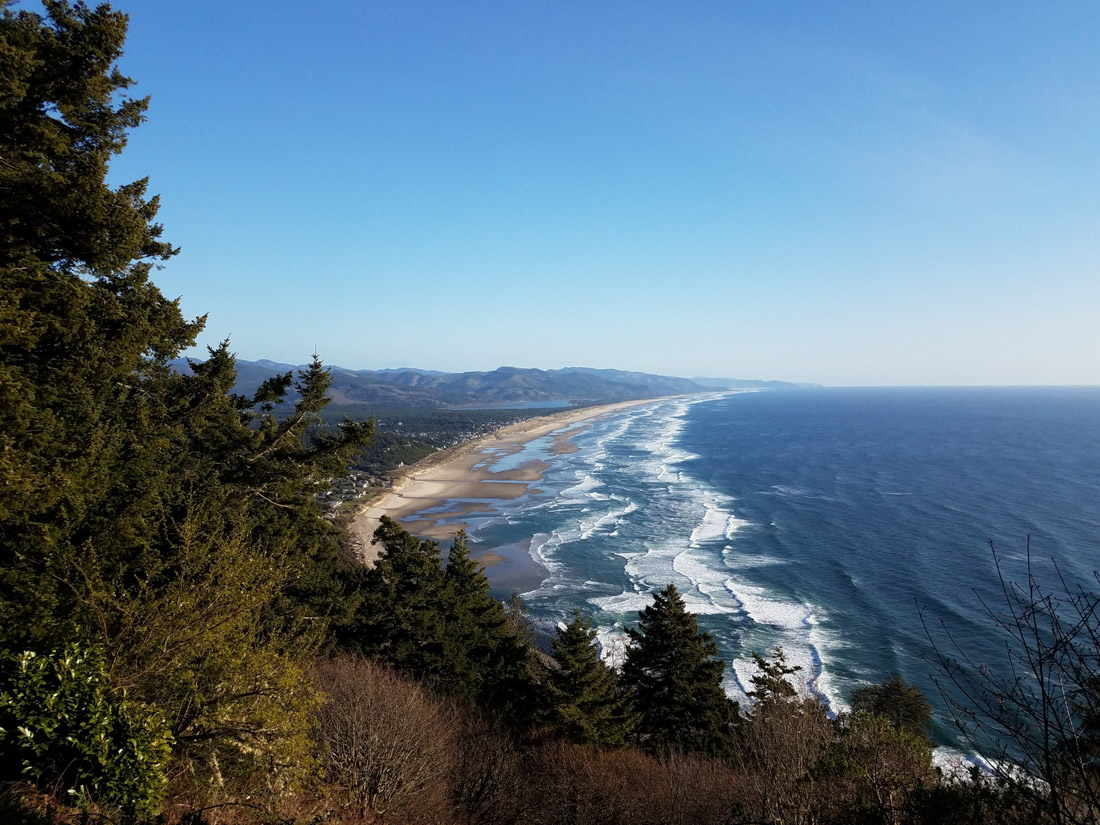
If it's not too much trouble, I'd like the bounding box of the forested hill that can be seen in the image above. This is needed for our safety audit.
[173,359,813,408]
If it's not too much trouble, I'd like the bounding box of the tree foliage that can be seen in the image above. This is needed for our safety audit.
[0,643,172,819]
[547,609,636,747]
[730,646,831,824]
[353,519,539,720]
[443,531,540,717]
[7,6,1097,824]
[621,584,735,755]
[815,711,935,825]
[353,517,450,680]
[0,0,197,646]
[851,674,934,744]
[747,645,801,706]
[0,0,372,804]
[0,0,176,272]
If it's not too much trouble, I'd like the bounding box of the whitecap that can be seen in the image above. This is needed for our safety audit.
[562,471,603,499]
[594,624,631,669]
[671,551,741,616]
[722,575,845,713]
[726,577,811,631]
[589,588,657,616]
[578,497,638,541]
[689,499,732,546]
[768,484,808,497]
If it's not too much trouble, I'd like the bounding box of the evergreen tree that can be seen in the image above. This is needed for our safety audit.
[850,674,933,744]
[747,646,801,705]
[355,521,542,722]
[547,609,635,747]
[505,591,537,647]
[442,531,533,713]
[0,0,372,795]
[621,584,736,755]
[1,1,372,645]
[354,517,450,682]
[0,0,198,645]
[442,530,500,695]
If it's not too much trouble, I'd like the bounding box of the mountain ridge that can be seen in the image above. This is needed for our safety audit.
[173,358,817,408]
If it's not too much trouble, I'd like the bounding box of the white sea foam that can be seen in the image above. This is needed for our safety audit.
[562,471,603,499]
[522,495,641,600]
[589,588,659,616]
[623,538,684,589]
[527,529,586,589]
[689,495,752,546]
[768,484,808,497]
[689,501,730,546]
[808,616,848,714]
[671,551,740,616]
[639,399,696,484]
[726,577,811,631]
[726,516,750,538]
[730,644,822,707]
[578,497,637,541]
[514,392,846,716]
[933,748,990,781]
[595,416,634,452]
[721,574,845,712]
[594,624,631,669]
[528,532,554,568]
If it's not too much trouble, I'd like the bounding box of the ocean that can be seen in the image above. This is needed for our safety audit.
[459,387,1100,749]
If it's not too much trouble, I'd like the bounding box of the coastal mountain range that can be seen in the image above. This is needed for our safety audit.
[176,358,818,408]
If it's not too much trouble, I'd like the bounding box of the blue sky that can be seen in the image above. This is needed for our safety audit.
[97,1,1099,385]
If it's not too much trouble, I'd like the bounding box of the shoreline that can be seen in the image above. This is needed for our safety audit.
[346,396,677,566]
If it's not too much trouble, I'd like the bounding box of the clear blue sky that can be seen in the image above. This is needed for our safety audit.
[96,1,1099,385]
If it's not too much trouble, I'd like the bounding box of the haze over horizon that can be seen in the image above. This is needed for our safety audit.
[101,1,1099,387]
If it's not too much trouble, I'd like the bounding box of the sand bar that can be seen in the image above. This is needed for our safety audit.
[347,397,675,565]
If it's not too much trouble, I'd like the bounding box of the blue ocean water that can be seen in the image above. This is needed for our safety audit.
[461,388,1100,747]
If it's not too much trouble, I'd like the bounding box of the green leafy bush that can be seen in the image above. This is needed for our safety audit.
[0,643,172,819]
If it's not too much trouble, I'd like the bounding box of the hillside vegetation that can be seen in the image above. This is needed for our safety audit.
[1,4,1096,825]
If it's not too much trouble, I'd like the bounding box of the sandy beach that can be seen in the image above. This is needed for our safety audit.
[347,397,673,566]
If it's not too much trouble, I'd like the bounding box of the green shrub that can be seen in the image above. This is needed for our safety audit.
[0,643,172,820]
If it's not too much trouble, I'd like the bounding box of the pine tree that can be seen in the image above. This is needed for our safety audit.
[355,522,542,721]
[442,534,509,694]
[747,646,801,705]
[444,532,542,719]
[621,584,735,755]
[1,2,374,644]
[442,530,500,693]
[0,1,373,795]
[548,609,635,747]
[0,0,199,644]
[355,517,450,683]
[0,0,176,272]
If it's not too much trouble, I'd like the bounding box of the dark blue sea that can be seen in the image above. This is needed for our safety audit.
[460,388,1100,750]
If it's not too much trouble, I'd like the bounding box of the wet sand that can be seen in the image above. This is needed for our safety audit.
[347,397,673,565]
